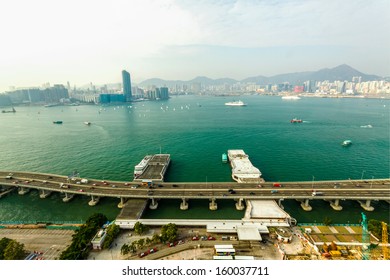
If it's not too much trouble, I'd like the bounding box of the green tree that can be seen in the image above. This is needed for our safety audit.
[368,219,389,239]
[134,222,149,235]
[160,223,178,243]
[3,240,26,260]
[0,237,12,260]
[152,233,160,244]
[137,238,145,249]
[121,244,129,255]
[102,224,121,249]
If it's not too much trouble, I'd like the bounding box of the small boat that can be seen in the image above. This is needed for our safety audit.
[342,140,352,146]
[53,121,63,124]
[84,122,91,125]
[290,118,302,123]
[282,96,301,100]
[222,153,228,163]
[1,107,16,113]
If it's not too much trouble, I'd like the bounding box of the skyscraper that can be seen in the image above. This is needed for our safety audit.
[122,70,132,102]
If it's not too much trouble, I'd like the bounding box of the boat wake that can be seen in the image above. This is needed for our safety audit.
[360,124,373,128]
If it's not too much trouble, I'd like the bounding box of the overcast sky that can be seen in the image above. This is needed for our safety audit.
[0,0,389,91]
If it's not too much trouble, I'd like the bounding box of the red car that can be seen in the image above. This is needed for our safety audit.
[139,252,148,258]
[148,248,158,254]
[273,183,282,187]
[207,236,216,240]
[192,236,199,241]
[168,242,177,247]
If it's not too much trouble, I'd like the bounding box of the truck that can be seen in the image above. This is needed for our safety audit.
[80,179,89,184]
[312,191,324,196]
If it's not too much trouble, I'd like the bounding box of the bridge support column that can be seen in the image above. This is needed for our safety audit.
[235,198,245,210]
[88,195,100,206]
[62,192,74,202]
[330,199,343,211]
[18,187,30,195]
[39,189,52,199]
[118,197,127,208]
[300,199,312,211]
[209,198,218,211]
[358,200,374,211]
[180,198,188,210]
[278,199,284,209]
[149,198,159,210]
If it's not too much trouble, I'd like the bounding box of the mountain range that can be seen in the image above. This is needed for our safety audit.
[138,64,382,87]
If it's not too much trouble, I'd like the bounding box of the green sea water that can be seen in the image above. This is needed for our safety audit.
[0,95,389,223]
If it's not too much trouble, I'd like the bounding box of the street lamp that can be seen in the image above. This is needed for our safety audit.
[370,176,374,188]
[360,170,366,180]
[311,176,315,191]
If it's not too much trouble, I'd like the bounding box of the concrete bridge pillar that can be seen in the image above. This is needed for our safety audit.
[278,199,284,209]
[18,187,30,195]
[39,189,52,199]
[330,199,343,211]
[358,200,374,211]
[209,198,218,211]
[235,198,245,210]
[88,195,100,206]
[117,197,127,208]
[180,198,188,210]
[149,198,159,210]
[62,192,74,202]
[300,199,312,211]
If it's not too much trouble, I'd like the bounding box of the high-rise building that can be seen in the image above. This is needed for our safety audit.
[122,70,132,102]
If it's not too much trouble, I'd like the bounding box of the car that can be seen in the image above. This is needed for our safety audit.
[273,183,282,187]
[172,184,179,187]
[124,182,130,186]
[76,181,81,184]
[168,242,177,247]
[250,192,255,195]
[228,189,233,193]
[47,176,53,179]
[148,248,158,254]
[24,180,30,184]
[147,191,154,195]
[78,189,84,192]
[192,236,199,241]
[139,252,148,258]
[92,183,98,186]
[257,184,262,188]
[158,184,163,188]
[200,236,207,241]
[230,190,236,194]
[103,182,108,185]
[5,175,13,179]
[198,193,203,196]
[177,240,184,245]
[12,181,19,184]
[207,236,216,240]
[111,185,117,188]
[271,190,278,194]
[42,180,47,184]
[131,186,137,189]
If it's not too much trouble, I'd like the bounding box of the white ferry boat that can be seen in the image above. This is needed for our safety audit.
[227,150,262,183]
[134,155,153,178]
[225,100,247,106]
[282,96,301,100]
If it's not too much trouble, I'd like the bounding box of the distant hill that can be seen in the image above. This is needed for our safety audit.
[138,64,382,87]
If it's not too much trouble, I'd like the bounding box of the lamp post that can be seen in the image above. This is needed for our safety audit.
[370,176,374,188]
[311,176,315,191]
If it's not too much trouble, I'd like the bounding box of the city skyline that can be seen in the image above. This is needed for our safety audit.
[0,0,389,92]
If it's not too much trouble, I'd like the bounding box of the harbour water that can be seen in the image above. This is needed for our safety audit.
[0,95,389,224]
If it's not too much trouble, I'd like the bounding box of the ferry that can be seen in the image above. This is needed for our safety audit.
[342,140,352,146]
[227,150,262,183]
[290,118,303,123]
[53,121,63,124]
[134,155,153,178]
[222,153,228,163]
[282,96,301,100]
[225,100,247,106]
[84,122,91,125]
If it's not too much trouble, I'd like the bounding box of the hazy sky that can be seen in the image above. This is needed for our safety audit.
[0,0,389,91]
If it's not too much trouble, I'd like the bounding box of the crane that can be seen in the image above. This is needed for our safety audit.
[382,222,388,260]
[361,212,370,260]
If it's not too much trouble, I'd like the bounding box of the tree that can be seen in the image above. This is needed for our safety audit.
[121,244,129,255]
[102,224,120,249]
[160,223,178,243]
[151,234,160,245]
[137,238,145,249]
[3,240,26,260]
[0,237,12,260]
[134,222,149,236]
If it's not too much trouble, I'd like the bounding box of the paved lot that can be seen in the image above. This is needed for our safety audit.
[0,228,74,260]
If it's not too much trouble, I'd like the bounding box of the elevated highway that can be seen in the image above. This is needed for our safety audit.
[0,171,389,212]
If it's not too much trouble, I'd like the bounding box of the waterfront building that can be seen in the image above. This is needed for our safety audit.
[122,70,132,102]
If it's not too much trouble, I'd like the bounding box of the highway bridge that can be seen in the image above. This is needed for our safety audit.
[0,171,389,212]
